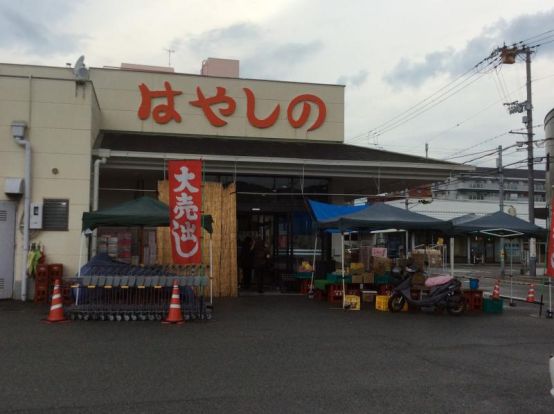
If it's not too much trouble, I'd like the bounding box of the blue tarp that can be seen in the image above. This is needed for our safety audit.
[307,199,366,222]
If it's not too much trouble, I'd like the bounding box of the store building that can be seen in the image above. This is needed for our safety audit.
[0,58,472,300]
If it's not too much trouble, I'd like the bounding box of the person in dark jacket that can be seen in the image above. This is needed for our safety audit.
[252,238,270,293]
[239,237,254,290]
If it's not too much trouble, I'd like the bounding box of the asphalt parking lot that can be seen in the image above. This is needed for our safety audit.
[1,296,553,414]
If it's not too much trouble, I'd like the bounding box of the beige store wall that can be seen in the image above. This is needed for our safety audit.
[0,64,99,298]
[90,68,344,142]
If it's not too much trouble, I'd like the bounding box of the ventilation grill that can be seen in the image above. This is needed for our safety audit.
[43,199,69,231]
[0,210,7,222]
[0,278,5,291]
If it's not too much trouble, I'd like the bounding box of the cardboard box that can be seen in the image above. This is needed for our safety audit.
[351,274,364,284]
[372,256,391,275]
[363,271,374,284]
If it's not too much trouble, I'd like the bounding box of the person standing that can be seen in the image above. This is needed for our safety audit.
[253,238,270,293]
[239,237,254,290]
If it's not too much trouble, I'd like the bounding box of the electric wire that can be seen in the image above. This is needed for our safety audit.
[349,54,501,142]
[373,59,502,137]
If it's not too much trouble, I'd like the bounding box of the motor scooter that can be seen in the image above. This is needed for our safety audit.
[388,268,465,315]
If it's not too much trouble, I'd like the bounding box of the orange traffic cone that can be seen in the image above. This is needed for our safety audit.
[42,279,69,324]
[526,283,536,303]
[162,280,184,325]
[491,279,501,300]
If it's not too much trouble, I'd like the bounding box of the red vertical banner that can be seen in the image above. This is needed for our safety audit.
[546,197,554,277]
[168,160,203,264]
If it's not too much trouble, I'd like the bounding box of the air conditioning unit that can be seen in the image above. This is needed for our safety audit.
[4,177,23,196]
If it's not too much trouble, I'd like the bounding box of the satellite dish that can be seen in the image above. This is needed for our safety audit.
[73,55,89,81]
[507,205,517,216]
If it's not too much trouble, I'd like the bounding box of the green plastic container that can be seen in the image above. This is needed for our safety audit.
[325,273,352,284]
[483,298,503,314]
[374,274,392,285]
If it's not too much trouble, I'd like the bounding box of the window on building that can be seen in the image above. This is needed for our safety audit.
[42,199,69,231]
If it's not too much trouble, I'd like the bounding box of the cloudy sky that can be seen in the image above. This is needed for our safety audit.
[1,0,553,168]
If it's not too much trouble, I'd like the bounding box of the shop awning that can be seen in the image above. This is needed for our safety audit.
[317,202,448,232]
[448,210,546,238]
[82,196,213,233]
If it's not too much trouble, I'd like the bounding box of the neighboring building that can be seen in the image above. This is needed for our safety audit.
[433,167,546,204]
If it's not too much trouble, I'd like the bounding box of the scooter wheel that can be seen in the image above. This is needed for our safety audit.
[388,293,406,313]
[447,294,466,316]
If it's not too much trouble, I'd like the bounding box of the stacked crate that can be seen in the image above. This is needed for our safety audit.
[34,264,49,303]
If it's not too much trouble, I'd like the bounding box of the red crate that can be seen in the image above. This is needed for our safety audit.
[47,264,63,282]
[463,289,483,311]
[327,284,343,304]
[300,279,312,294]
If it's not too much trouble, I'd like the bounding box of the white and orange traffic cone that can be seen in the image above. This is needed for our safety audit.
[526,283,536,303]
[162,280,184,325]
[491,279,501,300]
[42,279,69,324]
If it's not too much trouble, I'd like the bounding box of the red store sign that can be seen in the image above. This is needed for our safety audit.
[168,160,203,264]
[137,81,327,131]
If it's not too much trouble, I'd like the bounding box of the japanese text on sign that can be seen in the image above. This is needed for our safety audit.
[137,82,327,131]
[168,160,203,264]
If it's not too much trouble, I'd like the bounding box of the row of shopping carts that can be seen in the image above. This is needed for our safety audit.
[65,274,212,322]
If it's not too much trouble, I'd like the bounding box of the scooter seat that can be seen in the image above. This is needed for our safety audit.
[425,275,453,287]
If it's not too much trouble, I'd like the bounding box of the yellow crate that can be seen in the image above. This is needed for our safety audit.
[376,295,409,312]
[344,294,360,311]
[375,295,389,311]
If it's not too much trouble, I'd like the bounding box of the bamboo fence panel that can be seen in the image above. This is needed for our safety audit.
[157,180,237,297]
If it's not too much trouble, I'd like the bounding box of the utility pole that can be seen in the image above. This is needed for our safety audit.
[498,145,505,276]
[500,45,536,276]
[425,142,429,159]
[498,145,504,213]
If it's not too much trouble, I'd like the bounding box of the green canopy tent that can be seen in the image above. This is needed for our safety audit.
[82,196,213,233]
[80,196,215,303]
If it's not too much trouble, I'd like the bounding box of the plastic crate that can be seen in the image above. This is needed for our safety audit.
[483,298,503,313]
[375,295,390,311]
[344,295,360,311]
[374,274,392,285]
[463,289,483,312]
[326,273,352,284]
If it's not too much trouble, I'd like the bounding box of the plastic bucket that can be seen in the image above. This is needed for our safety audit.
[469,278,479,290]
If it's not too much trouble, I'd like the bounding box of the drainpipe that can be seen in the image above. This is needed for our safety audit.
[14,136,31,301]
[91,157,107,257]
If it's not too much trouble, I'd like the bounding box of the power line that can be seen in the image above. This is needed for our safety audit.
[349,54,501,142]
[374,59,501,137]
[520,28,554,44]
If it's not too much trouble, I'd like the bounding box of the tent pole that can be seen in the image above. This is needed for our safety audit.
[310,233,318,297]
[209,236,213,305]
[449,237,454,277]
[340,231,346,309]
[78,231,84,278]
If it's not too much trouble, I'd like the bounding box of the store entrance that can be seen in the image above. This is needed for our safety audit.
[237,210,321,293]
